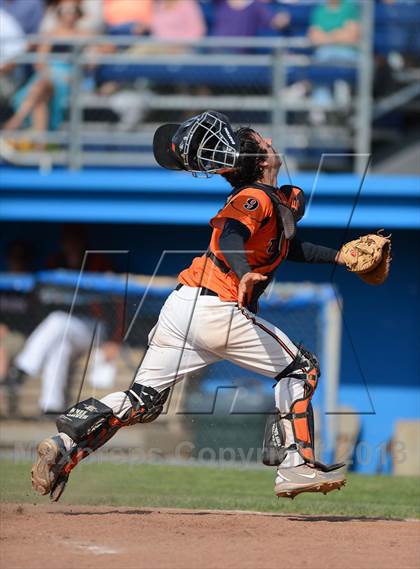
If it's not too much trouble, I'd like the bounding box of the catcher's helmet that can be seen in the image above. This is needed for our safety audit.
[153,111,240,175]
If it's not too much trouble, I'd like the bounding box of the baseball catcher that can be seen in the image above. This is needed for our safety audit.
[31,111,391,501]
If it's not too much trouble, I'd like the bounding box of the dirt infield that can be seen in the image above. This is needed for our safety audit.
[1,503,419,569]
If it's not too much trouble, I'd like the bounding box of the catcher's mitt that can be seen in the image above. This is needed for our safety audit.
[340,231,392,285]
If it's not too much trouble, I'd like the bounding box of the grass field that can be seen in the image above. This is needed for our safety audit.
[1,460,419,519]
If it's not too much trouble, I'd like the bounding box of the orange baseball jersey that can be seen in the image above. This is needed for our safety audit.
[178,186,293,301]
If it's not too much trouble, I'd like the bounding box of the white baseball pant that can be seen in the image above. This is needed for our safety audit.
[95,285,309,468]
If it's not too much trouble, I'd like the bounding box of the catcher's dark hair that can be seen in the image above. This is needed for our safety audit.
[221,127,266,188]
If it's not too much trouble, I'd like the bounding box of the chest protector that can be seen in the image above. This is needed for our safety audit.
[225,183,305,274]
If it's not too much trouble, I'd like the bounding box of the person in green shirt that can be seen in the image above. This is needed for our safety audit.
[309,0,360,63]
[306,0,360,123]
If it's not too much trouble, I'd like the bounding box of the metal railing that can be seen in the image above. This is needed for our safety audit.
[0,3,375,173]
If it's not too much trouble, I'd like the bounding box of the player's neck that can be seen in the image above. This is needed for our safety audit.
[257,171,278,188]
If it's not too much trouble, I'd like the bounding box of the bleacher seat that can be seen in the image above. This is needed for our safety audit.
[96,63,356,88]
[374,2,420,55]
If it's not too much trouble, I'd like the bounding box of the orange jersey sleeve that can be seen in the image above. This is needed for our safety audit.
[210,188,273,237]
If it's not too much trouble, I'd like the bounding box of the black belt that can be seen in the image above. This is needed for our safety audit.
[175,283,218,297]
[205,251,230,274]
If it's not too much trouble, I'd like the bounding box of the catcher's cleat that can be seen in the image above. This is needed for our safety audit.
[31,436,64,496]
[283,493,295,500]
[275,463,346,499]
[50,472,69,502]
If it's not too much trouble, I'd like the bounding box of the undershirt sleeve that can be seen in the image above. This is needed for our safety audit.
[219,223,339,278]
[287,238,338,264]
[218,218,251,279]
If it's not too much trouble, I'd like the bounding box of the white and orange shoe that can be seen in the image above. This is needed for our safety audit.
[275,463,346,499]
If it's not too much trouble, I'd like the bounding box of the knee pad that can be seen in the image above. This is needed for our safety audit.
[124,383,171,424]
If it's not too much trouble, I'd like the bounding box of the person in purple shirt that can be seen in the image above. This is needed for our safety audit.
[212,0,290,37]
[0,0,44,34]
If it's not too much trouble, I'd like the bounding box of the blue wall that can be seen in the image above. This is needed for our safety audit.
[1,168,419,473]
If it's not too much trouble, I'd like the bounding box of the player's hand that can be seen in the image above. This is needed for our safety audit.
[238,272,268,309]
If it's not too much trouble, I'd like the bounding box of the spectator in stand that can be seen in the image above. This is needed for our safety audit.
[308,0,360,64]
[0,0,44,34]
[127,0,206,53]
[41,0,104,34]
[104,0,152,35]
[0,6,31,150]
[100,1,206,132]
[212,0,290,38]
[307,0,360,122]
[2,0,89,147]
[151,0,206,41]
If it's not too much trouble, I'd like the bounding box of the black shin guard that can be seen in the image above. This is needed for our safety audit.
[56,398,114,443]
[52,398,127,502]
[262,412,286,466]
[51,386,171,502]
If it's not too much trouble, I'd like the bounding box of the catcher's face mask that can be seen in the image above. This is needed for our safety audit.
[153,111,240,176]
